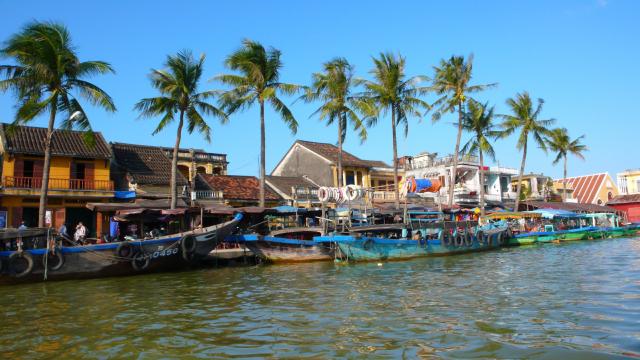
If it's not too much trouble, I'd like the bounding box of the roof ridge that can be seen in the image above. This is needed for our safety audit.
[1,122,105,136]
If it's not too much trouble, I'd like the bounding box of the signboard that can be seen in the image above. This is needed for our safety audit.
[0,211,7,229]
[45,210,52,226]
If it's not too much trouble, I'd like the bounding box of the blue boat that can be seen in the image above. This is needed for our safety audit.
[317,212,510,262]
[0,213,243,284]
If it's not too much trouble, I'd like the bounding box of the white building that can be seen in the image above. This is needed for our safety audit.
[403,152,518,207]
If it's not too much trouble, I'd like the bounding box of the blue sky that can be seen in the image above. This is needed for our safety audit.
[1,0,638,180]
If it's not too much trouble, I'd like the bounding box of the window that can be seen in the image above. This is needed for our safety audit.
[500,177,509,193]
[23,160,34,178]
[345,171,355,185]
[72,162,86,180]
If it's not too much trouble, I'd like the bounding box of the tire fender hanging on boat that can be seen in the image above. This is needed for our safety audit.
[132,252,150,271]
[181,235,197,261]
[476,231,485,246]
[42,250,64,271]
[9,251,34,278]
[117,241,136,259]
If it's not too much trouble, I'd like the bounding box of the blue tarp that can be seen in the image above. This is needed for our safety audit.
[528,209,584,219]
[272,206,306,214]
[114,191,136,199]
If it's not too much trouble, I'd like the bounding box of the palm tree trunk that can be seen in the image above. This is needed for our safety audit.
[337,115,343,187]
[170,111,185,210]
[259,100,266,208]
[391,106,400,210]
[563,155,567,202]
[38,103,57,227]
[448,101,464,207]
[479,148,486,217]
[514,138,528,211]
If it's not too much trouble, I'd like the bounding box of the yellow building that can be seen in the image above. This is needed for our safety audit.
[553,173,619,205]
[0,124,113,233]
[510,173,556,201]
[617,169,640,195]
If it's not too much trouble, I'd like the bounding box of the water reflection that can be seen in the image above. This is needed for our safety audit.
[1,238,639,358]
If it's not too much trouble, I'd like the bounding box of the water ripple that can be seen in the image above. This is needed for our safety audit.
[1,238,639,358]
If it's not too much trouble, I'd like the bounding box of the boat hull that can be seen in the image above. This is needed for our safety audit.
[229,235,333,263]
[0,213,243,285]
[329,230,507,262]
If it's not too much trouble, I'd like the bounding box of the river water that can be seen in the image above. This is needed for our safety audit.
[1,238,640,359]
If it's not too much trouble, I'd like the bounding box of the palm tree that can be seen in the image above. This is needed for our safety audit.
[300,57,374,186]
[359,53,430,209]
[546,128,587,201]
[500,92,555,211]
[135,50,226,209]
[215,39,300,207]
[431,54,496,207]
[460,100,500,216]
[0,22,116,227]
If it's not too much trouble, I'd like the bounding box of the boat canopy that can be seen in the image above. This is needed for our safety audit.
[528,209,584,219]
[484,212,542,220]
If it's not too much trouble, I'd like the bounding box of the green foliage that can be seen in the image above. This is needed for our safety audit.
[358,52,430,137]
[134,50,226,142]
[430,54,496,122]
[0,21,116,145]
[500,92,555,151]
[546,127,588,165]
[460,99,500,160]
[520,183,531,201]
[300,57,374,143]
[214,39,300,133]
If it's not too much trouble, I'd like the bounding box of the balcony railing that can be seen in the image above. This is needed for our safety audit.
[371,191,397,201]
[292,187,319,200]
[163,150,227,163]
[2,176,114,191]
[195,190,224,200]
[406,154,479,170]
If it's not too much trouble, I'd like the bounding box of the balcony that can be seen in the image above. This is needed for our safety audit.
[406,154,479,170]
[371,191,397,202]
[194,190,224,200]
[163,150,227,163]
[292,187,319,201]
[2,176,113,191]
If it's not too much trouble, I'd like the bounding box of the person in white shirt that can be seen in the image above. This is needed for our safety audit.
[74,222,87,244]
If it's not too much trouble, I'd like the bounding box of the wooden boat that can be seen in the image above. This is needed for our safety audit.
[322,221,510,262]
[0,213,243,284]
[225,207,334,263]
[228,227,333,263]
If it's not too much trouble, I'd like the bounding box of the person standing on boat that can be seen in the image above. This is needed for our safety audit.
[58,223,69,239]
[18,221,27,230]
[74,222,87,244]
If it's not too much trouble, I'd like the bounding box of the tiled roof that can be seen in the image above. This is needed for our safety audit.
[521,201,618,213]
[296,140,390,168]
[265,176,318,198]
[607,194,640,205]
[0,123,111,159]
[111,142,188,186]
[199,174,280,201]
[554,173,611,204]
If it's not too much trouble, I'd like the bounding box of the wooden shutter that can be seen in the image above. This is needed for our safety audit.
[33,160,44,177]
[85,162,94,189]
[14,158,23,177]
[12,207,22,228]
[54,208,66,229]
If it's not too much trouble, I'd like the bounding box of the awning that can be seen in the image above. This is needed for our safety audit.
[528,209,584,219]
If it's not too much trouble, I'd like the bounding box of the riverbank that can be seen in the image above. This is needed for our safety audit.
[1,238,638,359]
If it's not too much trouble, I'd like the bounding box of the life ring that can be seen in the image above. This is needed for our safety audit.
[464,232,473,246]
[345,185,359,201]
[132,252,150,271]
[454,232,464,247]
[317,187,330,202]
[363,238,375,251]
[181,235,197,261]
[9,252,34,278]
[116,241,135,259]
[42,250,64,271]
[506,228,514,239]
[442,231,452,247]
